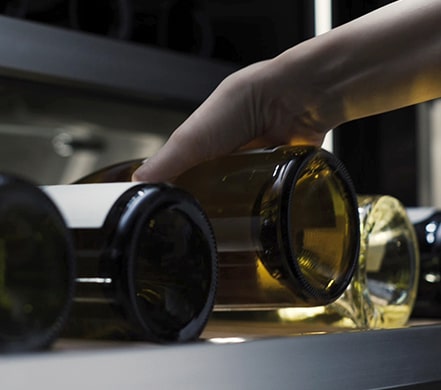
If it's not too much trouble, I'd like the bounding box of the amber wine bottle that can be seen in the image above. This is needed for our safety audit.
[0,175,75,353]
[75,145,360,308]
[42,182,217,342]
[406,207,441,318]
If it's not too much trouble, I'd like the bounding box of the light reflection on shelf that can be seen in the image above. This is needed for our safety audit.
[207,337,248,344]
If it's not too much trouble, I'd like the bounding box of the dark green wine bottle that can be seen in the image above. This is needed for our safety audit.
[407,207,441,318]
[0,175,75,353]
[43,182,217,342]
[75,145,360,309]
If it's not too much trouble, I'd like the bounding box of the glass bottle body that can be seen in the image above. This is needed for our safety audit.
[407,207,441,318]
[0,175,75,352]
[43,182,217,342]
[174,146,360,308]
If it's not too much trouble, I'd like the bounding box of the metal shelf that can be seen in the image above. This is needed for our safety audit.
[0,15,237,107]
[1,325,441,389]
[0,15,238,184]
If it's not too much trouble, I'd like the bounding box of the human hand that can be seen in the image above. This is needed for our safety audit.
[132,56,331,182]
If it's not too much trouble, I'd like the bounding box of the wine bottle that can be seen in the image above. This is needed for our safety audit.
[75,145,360,309]
[351,195,419,328]
[42,182,217,342]
[204,194,420,336]
[406,207,441,318]
[0,175,75,353]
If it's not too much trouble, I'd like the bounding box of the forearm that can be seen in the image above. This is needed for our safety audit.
[270,0,441,131]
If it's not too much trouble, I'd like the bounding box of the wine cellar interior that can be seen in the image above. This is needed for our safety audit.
[1,1,441,389]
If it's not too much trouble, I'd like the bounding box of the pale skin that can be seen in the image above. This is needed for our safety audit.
[132,0,441,182]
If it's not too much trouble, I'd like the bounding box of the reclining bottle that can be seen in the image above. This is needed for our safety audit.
[406,207,441,318]
[75,145,360,308]
[0,175,75,352]
[43,182,217,342]
[343,195,419,328]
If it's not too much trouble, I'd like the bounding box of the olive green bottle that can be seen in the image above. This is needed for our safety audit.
[43,182,217,342]
[0,175,75,353]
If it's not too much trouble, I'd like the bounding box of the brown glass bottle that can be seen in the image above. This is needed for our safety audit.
[43,182,217,342]
[76,145,360,308]
[0,175,75,353]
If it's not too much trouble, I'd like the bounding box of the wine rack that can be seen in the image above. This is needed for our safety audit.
[0,14,441,390]
[0,15,236,107]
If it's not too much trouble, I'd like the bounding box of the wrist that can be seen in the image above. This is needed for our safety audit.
[260,36,347,144]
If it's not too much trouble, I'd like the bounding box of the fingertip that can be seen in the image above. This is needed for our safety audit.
[131,171,141,182]
[131,159,174,183]
[131,164,148,182]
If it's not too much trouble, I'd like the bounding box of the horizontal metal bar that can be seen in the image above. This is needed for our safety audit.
[0,16,237,106]
[1,325,441,389]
